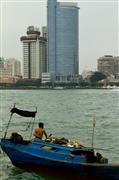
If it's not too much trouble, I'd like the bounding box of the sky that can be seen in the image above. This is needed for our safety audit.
[0,0,118,73]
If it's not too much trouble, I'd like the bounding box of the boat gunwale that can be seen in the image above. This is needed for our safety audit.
[1,140,87,164]
[81,163,119,167]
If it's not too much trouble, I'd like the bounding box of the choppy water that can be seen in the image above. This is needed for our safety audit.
[0,89,119,179]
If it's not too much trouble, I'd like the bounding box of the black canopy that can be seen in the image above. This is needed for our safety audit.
[10,107,37,118]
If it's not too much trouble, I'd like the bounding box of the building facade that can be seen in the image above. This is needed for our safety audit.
[0,58,21,83]
[97,55,119,77]
[4,58,21,77]
[0,57,4,68]
[41,72,50,84]
[42,26,47,38]
[20,26,47,79]
[47,0,79,81]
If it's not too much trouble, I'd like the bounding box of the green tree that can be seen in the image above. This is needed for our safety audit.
[90,72,106,83]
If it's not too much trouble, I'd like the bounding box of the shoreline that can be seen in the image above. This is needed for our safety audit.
[0,87,115,90]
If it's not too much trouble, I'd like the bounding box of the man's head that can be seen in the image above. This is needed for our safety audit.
[38,122,44,128]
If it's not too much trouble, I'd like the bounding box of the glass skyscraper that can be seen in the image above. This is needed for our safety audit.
[47,0,79,81]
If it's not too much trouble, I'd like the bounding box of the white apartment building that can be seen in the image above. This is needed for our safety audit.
[20,26,47,79]
[97,55,119,77]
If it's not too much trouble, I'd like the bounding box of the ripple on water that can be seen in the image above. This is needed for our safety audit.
[1,89,119,180]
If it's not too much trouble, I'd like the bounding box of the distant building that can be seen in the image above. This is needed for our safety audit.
[68,74,82,84]
[42,26,47,38]
[41,72,50,84]
[20,26,47,79]
[0,68,11,77]
[0,65,13,83]
[4,58,21,77]
[0,58,21,83]
[82,70,94,79]
[47,0,79,81]
[97,55,119,78]
[0,76,14,84]
[82,71,94,82]
[0,57,4,68]
[0,57,11,83]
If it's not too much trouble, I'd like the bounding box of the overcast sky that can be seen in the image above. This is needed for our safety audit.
[0,0,118,73]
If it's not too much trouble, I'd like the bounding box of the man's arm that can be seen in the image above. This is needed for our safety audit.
[44,130,47,139]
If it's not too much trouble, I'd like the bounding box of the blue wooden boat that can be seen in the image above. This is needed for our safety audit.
[1,138,119,180]
[0,106,119,179]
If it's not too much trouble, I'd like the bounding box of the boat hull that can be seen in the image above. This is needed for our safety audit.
[0,139,119,180]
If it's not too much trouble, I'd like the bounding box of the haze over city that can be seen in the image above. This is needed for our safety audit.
[0,0,118,73]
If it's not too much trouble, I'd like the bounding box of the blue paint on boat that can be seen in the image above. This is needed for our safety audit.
[0,139,119,179]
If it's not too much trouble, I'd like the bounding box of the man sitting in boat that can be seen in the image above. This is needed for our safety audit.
[33,122,47,140]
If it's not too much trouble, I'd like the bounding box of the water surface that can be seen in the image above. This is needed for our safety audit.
[0,89,119,179]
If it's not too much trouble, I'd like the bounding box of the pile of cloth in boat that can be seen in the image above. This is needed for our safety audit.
[9,132,81,147]
[10,132,30,145]
[45,137,82,148]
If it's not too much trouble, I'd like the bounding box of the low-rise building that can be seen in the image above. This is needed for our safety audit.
[0,57,4,68]
[4,58,21,77]
[41,72,50,84]
[97,55,119,77]
[0,58,21,84]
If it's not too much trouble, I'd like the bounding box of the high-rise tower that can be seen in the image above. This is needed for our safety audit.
[20,26,47,79]
[47,0,79,81]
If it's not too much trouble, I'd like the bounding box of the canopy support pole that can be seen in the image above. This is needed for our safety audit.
[29,117,35,140]
[29,107,37,140]
[3,113,13,139]
[92,116,96,149]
